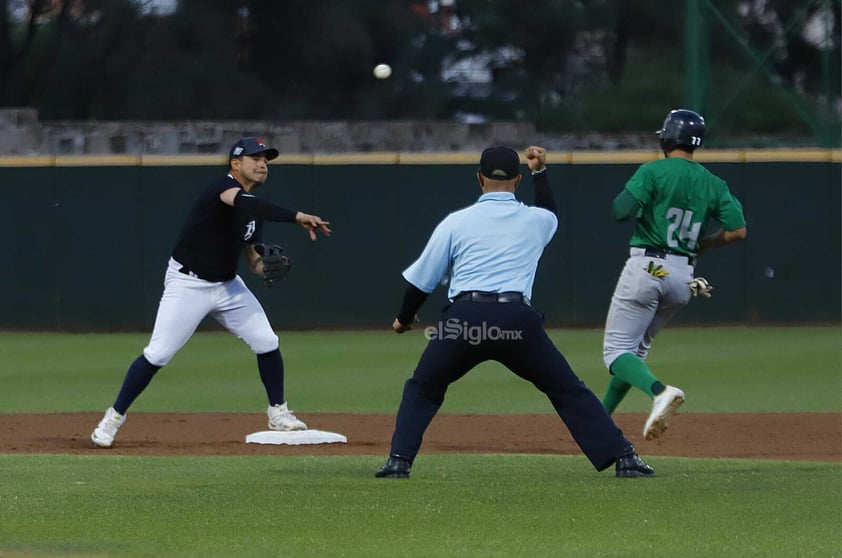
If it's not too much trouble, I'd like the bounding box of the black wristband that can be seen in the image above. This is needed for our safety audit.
[396,282,429,325]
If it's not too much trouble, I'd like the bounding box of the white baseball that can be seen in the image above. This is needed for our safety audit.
[373,64,392,79]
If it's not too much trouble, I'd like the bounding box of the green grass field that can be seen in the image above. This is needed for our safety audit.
[1,326,840,557]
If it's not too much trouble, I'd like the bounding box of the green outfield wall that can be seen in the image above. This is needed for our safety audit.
[1,150,839,331]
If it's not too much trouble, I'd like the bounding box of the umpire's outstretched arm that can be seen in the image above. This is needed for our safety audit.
[526,146,556,214]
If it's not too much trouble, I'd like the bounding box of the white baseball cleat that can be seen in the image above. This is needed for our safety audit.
[91,407,126,448]
[267,402,307,431]
[643,386,685,441]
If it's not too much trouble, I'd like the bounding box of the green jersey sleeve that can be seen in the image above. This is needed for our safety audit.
[712,182,747,231]
[625,165,655,207]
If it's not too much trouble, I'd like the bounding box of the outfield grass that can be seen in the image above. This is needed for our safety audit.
[0,326,839,557]
[1,326,840,413]
[0,454,839,558]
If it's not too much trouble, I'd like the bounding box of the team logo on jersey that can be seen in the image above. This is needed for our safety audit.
[243,220,256,240]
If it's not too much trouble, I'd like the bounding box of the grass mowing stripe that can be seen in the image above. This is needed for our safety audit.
[0,454,838,558]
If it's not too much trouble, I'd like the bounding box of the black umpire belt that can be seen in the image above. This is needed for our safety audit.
[635,246,696,267]
[452,291,531,306]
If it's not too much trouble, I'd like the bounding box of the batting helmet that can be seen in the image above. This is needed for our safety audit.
[657,109,705,152]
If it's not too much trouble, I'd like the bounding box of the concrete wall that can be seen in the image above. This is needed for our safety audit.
[0,108,659,156]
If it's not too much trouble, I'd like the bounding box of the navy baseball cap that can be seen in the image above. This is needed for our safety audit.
[479,146,520,180]
[228,137,279,161]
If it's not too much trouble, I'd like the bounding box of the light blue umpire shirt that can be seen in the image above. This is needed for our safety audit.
[403,191,558,300]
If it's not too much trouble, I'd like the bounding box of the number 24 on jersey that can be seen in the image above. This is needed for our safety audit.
[666,207,701,250]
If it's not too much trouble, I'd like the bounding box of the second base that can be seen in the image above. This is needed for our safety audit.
[245,430,347,445]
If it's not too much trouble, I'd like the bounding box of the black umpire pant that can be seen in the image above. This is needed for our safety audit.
[389,298,632,471]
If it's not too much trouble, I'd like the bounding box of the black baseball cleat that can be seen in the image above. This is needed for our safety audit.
[375,455,412,479]
[615,452,656,478]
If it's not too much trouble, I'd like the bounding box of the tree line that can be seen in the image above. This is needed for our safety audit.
[0,0,838,143]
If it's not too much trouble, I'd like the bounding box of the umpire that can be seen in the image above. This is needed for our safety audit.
[375,146,654,479]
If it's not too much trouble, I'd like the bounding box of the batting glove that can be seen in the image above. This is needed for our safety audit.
[645,261,670,278]
[688,277,713,298]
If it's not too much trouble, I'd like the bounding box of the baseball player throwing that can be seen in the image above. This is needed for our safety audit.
[92,137,331,448]
[601,109,747,440]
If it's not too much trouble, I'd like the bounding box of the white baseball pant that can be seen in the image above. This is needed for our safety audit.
[142,258,279,367]
[602,248,694,368]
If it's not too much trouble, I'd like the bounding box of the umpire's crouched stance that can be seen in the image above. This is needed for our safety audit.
[375,146,654,479]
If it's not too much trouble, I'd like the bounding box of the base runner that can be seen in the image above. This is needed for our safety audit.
[601,109,747,440]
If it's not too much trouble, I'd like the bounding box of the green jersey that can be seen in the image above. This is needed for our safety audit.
[624,157,745,256]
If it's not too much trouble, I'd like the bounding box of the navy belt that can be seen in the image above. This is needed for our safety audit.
[641,247,696,267]
[453,291,531,306]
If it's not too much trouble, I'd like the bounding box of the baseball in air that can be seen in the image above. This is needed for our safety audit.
[373,64,392,79]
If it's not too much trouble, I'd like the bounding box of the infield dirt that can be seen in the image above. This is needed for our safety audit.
[1,412,839,461]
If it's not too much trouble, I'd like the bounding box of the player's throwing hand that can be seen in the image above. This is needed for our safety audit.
[296,212,332,241]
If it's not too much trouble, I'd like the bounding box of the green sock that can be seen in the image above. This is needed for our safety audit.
[608,353,661,398]
[602,375,632,414]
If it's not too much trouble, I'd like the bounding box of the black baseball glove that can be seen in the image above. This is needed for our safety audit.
[254,243,291,287]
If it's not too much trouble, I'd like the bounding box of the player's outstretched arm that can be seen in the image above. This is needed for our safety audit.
[222,187,298,222]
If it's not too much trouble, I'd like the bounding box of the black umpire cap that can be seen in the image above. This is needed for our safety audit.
[479,146,521,180]
[229,137,279,161]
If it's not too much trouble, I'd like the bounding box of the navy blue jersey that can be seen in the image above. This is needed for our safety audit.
[171,175,263,281]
